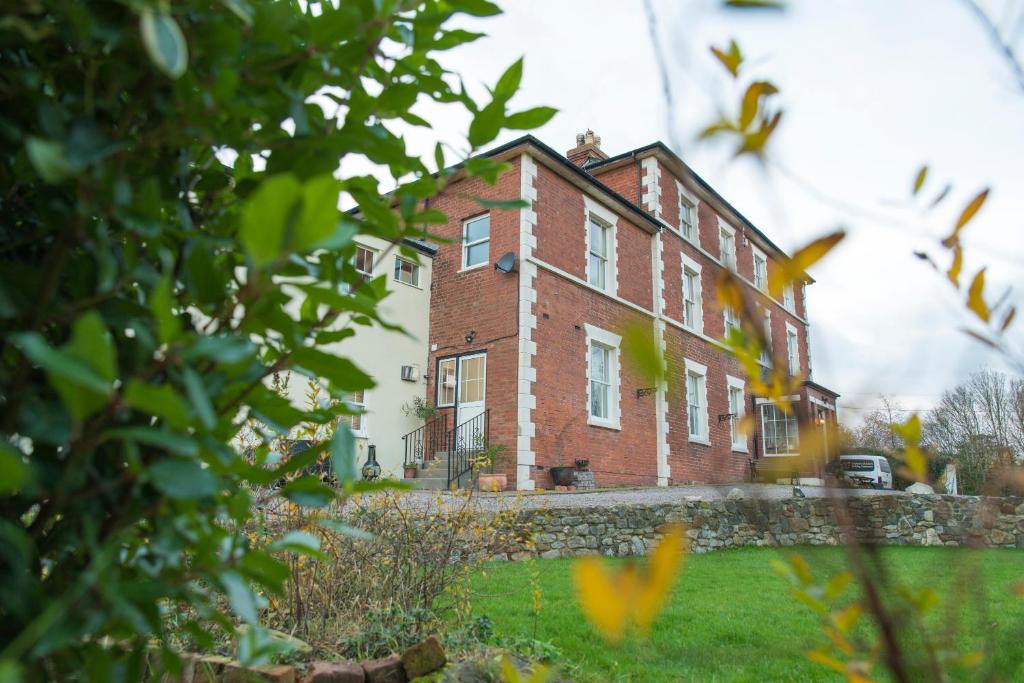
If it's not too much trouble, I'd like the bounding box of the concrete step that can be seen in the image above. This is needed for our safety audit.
[406,476,448,490]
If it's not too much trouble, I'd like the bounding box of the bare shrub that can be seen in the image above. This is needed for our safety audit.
[253,490,528,654]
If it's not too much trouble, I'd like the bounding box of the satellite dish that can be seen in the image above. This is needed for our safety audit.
[494,251,517,273]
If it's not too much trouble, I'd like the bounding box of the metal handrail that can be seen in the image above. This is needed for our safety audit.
[446,409,489,489]
[401,413,448,468]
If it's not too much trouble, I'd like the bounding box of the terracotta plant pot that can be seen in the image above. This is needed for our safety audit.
[478,473,507,492]
[404,466,418,479]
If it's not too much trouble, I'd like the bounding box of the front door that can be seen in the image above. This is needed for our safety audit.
[454,353,486,448]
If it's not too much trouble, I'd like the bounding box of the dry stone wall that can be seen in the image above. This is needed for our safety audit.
[514,494,1024,559]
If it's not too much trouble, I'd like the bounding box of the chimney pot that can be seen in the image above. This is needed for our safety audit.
[566,129,608,167]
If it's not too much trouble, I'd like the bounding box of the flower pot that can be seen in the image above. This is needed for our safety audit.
[550,466,576,487]
[478,473,507,492]
[404,466,418,479]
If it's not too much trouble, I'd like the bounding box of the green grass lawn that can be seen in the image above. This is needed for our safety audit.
[467,546,1024,682]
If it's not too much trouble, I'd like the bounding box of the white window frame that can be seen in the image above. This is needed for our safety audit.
[584,324,621,430]
[726,375,747,452]
[582,196,618,296]
[586,215,611,291]
[436,358,457,407]
[785,322,800,376]
[681,253,704,335]
[759,401,800,457]
[761,308,773,366]
[393,255,420,287]
[677,181,698,243]
[752,245,768,292]
[783,283,796,312]
[718,219,737,272]
[684,358,710,444]
[343,390,368,438]
[461,213,490,271]
[354,245,375,278]
[723,305,741,339]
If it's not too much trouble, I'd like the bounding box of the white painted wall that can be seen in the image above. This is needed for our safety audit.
[283,236,433,478]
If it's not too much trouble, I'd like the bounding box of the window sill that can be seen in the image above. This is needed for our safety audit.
[588,416,621,431]
[764,452,800,457]
[731,446,749,454]
[458,262,488,274]
[688,436,711,446]
[394,279,422,290]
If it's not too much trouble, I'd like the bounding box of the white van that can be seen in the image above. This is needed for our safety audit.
[838,454,894,489]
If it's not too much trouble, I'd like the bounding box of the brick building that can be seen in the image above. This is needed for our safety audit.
[414,131,840,490]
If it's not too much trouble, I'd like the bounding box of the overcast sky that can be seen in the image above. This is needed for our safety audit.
[355,0,1024,425]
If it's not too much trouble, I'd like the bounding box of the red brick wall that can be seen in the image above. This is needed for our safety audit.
[425,160,523,476]
[592,162,640,205]
[531,269,660,487]
[532,165,654,311]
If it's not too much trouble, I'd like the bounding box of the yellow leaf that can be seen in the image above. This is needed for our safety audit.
[768,231,845,298]
[572,524,686,642]
[739,81,778,130]
[904,446,926,479]
[912,165,927,196]
[832,603,862,633]
[946,244,962,288]
[967,268,990,322]
[709,39,743,77]
[807,649,847,674]
[824,625,855,656]
[789,553,813,585]
[942,188,989,247]
[823,572,853,601]
[635,524,686,632]
[1001,307,1016,332]
[572,557,630,642]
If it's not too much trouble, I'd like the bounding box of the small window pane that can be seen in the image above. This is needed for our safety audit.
[465,241,489,267]
[355,247,374,275]
[589,254,606,289]
[465,215,490,243]
[438,359,456,406]
[589,220,607,258]
[459,356,485,403]
[394,257,419,286]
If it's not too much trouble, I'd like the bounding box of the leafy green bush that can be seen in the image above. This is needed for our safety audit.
[0,1,552,679]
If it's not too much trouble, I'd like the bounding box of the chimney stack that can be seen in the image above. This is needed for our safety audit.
[566,129,608,167]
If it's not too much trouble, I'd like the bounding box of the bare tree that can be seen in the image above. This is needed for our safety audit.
[852,395,904,452]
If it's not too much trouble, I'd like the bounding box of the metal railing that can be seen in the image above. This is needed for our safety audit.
[447,409,489,490]
[402,414,448,469]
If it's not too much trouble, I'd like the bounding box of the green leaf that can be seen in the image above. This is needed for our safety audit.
[147,457,220,499]
[0,442,29,496]
[111,427,199,456]
[294,174,343,255]
[505,106,558,130]
[182,368,216,429]
[13,312,116,420]
[473,196,528,210]
[151,275,182,345]
[240,173,301,266]
[280,476,336,507]
[240,174,340,266]
[123,380,191,430]
[318,519,374,541]
[330,424,357,485]
[468,101,505,148]
[493,57,523,102]
[447,0,502,16]
[25,137,70,183]
[140,8,189,79]
[269,530,327,559]
[221,571,259,625]
[290,347,374,393]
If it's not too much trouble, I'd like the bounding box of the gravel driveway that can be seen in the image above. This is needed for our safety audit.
[401,483,903,512]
